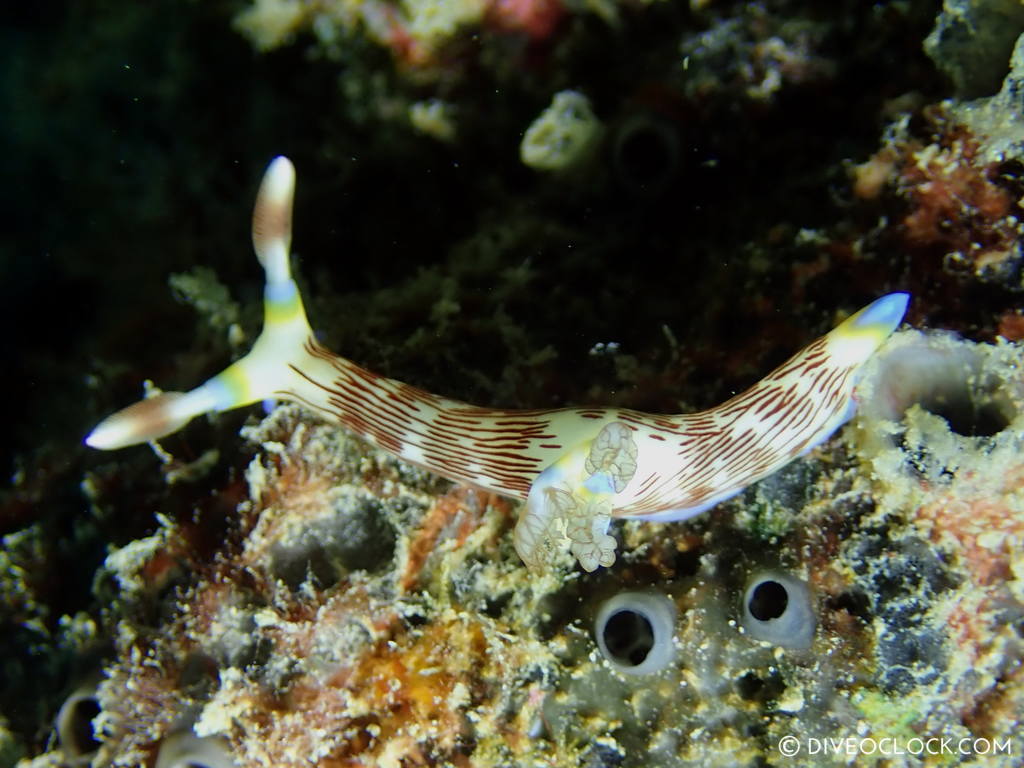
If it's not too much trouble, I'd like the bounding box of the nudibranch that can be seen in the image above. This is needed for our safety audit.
[86,157,909,572]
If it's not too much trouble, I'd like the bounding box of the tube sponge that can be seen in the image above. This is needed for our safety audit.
[741,572,816,650]
[55,685,101,767]
[520,90,603,171]
[854,329,1019,438]
[594,590,677,675]
[155,730,237,768]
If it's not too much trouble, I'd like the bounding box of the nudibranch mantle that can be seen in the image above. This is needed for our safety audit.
[86,156,909,572]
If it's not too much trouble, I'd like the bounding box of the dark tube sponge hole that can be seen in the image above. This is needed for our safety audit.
[56,689,103,761]
[594,591,677,675]
[603,610,656,666]
[742,572,816,650]
[66,697,101,754]
[747,579,788,621]
[612,114,680,196]
[915,389,1009,437]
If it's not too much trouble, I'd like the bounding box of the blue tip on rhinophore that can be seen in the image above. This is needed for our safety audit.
[853,292,910,332]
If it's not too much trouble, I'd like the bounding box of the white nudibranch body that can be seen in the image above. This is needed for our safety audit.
[86,156,910,572]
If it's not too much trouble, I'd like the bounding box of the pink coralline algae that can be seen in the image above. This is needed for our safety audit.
[486,0,565,41]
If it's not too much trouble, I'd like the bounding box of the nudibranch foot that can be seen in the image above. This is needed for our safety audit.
[86,156,910,573]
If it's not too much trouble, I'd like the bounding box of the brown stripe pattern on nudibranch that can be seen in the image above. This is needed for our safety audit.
[86,156,909,572]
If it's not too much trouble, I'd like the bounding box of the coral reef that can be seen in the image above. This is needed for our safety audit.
[5,0,1024,766]
[860,111,1021,285]
[82,407,572,767]
[233,0,568,72]
[19,327,1024,767]
[950,31,1024,165]
[924,0,1024,98]
[850,331,1024,713]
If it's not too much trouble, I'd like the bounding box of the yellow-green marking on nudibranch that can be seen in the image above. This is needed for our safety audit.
[86,156,910,572]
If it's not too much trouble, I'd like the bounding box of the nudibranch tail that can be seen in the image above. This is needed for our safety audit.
[86,155,910,573]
